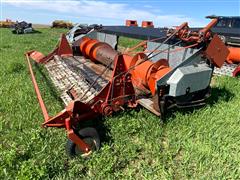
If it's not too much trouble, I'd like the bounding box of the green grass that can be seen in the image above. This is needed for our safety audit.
[118,37,143,52]
[1,28,240,179]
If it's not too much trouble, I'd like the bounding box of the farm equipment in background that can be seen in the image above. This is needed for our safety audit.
[125,20,154,28]
[26,19,229,157]
[66,23,102,44]
[142,21,154,28]
[205,15,240,77]
[11,21,33,34]
[125,20,138,27]
[52,20,73,29]
[206,15,240,46]
[0,19,15,28]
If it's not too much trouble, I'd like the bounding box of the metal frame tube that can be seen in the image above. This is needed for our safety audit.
[26,54,49,121]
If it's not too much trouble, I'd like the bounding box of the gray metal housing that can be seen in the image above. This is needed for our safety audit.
[87,31,118,49]
[147,41,213,98]
[146,41,199,68]
[167,64,212,97]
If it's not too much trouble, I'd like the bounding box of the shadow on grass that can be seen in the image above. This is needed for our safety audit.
[96,118,111,144]
[32,30,42,34]
[164,86,234,120]
[74,116,112,145]
[12,29,42,35]
[207,86,234,106]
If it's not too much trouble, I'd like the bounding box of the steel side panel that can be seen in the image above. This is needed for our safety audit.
[146,42,199,68]
[156,48,204,87]
[167,65,212,97]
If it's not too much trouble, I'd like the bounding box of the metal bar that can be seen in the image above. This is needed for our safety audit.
[200,18,218,36]
[26,54,50,121]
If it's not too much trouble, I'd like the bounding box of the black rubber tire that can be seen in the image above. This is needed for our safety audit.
[66,127,100,158]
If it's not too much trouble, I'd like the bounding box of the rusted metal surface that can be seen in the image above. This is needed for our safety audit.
[42,100,97,153]
[233,65,240,77]
[27,49,136,153]
[28,34,72,64]
[137,98,160,116]
[142,21,154,28]
[26,53,50,121]
[45,55,109,105]
[125,20,138,27]
[205,34,230,68]
[173,19,218,43]
[199,18,218,37]
[79,37,118,67]
[95,45,118,67]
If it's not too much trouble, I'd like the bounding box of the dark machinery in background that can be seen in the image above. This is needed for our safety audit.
[206,15,240,46]
[205,16,240,77]
[11,21,33,34]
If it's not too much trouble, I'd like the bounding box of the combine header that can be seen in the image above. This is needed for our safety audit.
[26,19,229,157]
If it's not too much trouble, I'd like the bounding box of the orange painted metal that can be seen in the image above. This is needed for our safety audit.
[67,128,90,153]
[79,38,118,66]
[142,21,154,28]
[79,36,91,57]
[226,47,240,64]
[79,38,171,95]
[132,60,154,88]
[233,66,240,77]
[26,38,93,154]
[199,18,218,37]
[205,34,230,68]
[25,19,232,156]
[124,53,146,69]
[27,34,72,64]
[84,39,98,57]
[125,20,138,26]
[91,42,112,61]
[175,19,219,43]
[57,34,73,57]
[25,53,50,122]
[130,58,171,95]
[114,53,171,95]
[148,59,171,95]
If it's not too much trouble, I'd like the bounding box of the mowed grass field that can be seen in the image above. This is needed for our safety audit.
[0,28,240,179]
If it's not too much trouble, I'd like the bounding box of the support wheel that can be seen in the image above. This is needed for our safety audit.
[66,127,100,158]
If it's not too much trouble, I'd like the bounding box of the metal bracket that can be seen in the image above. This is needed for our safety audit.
[26,34,72,64]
